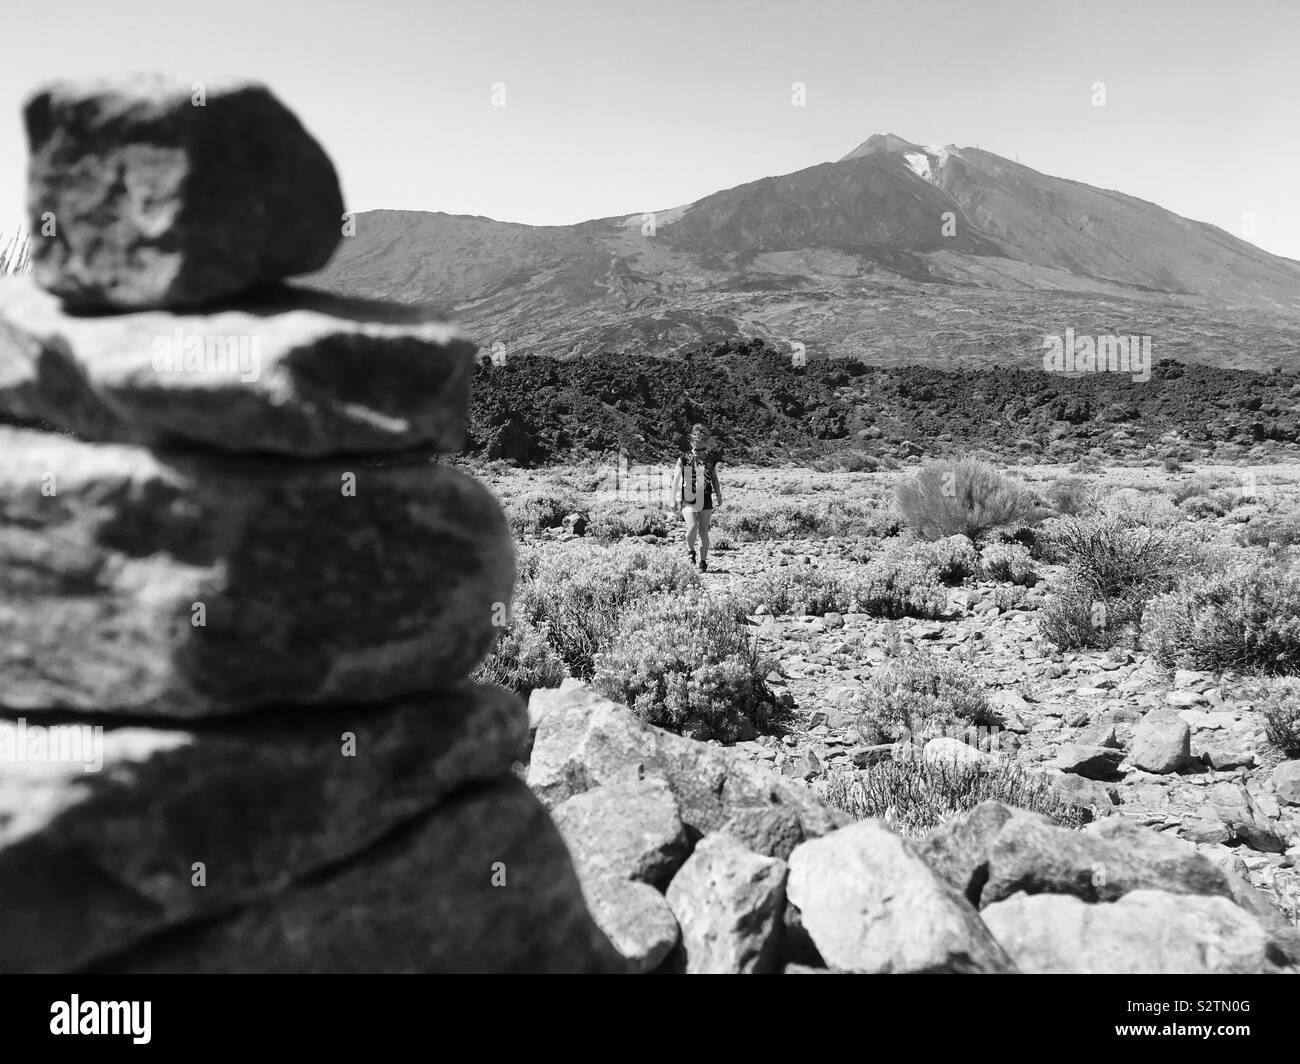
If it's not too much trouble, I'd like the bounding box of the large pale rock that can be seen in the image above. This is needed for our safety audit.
[0,684,525,973]
[981,815,1238,908]
[786,820,1015,973]
[665,833,786,974]
[1273,761,1300,806]
[25,75,343,310]
[579,875,679,973]
[0,427,513,717]
[1208,782,1288,853]
[0,278,475,456]
[1128,708,1191,774]
[551,775,689,888]
[527,683,847,839]
[981,890,1287,974]
[91,778,627,973]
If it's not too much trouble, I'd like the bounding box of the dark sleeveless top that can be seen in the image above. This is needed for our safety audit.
[680,449,717,509]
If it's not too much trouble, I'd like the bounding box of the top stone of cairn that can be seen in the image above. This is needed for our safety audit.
[24,74,344,310]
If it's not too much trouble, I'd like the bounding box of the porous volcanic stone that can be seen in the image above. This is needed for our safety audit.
[0,426,514,717]
[0,277,475,457]
[24,75,343,309]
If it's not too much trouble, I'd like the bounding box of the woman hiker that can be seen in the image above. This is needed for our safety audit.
[670,423,723,572]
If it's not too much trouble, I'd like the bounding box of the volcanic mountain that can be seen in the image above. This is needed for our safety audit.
[305,134,1300,370]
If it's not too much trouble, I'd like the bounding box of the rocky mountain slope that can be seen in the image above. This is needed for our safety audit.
[307,134,1300,370]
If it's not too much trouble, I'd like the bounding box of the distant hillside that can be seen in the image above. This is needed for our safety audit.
[307,133,1300,371]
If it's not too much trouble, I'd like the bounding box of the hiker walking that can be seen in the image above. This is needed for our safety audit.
[671,423,723,572]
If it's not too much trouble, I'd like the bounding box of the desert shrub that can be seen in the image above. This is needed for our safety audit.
[472,614,567,697]
[586,501,670,541]
[816,760,1086,836]
[811,449,881,473]
[1037,513,1201,649]
[592,589,774,741]
[853,554,948,618]
[854,649,996,744]
[504,488,582,535]
[1237,512,1300,549]
[1257,678,1300,757]
[1140,565,1300,675]
[1045,476,1097,516]
[718,496,897,542]
[1179,494,1227,519]
[926,535,979,584]
[515,541,700,678]
[894,458,1041,542]
[992,584,1028,611]
[1039,575,1119,650]
[1101,488,1182,527]
[741,566,854,615]
[980,542,1038,586]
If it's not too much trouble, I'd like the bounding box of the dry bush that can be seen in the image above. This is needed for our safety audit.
[816,761,1086,836]
[895,458,1041,543]
[512,541,700,679]
[980,541,1038,586]
[592,588,774,741]
[1141,565,1300,675]
[1256,678,1300,757]
[1045,476,1098,516]
[854,648,997,744]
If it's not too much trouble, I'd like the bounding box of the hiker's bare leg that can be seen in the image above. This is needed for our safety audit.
[697,509,712,566]
[683,505,699,557]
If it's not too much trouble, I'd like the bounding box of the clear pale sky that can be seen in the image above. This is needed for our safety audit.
[2,0,1297,259]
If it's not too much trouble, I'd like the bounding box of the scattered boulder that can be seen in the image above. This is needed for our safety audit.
[719,805,806,861]
[1128,708,1191,774]
[981,890,1288,974]
[1052,743,1124,780]
[981,815,1239,908]
[786,820,1015,973]
[579,875,679,973]
[1208,783,1288,853]
[922,737,990,766]
[917,801,1052,906]
[527,684,847,840]
[25,75,343,309]
[551,775,690,888]
[665,833,786,974]
[1273,761,1300,807]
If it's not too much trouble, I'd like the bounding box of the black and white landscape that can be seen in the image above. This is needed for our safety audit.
[0,0,1298,993]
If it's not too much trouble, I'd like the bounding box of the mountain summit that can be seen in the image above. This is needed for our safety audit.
[307,135,1300,370]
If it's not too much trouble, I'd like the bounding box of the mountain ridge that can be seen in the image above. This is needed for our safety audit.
[305,134,1300,370]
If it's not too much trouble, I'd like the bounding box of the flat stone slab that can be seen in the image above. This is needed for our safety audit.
[24,75,343,310]
[0,277,475,457]
[89,777,627,973]
[0,684,525,973]
[0,427,513,717]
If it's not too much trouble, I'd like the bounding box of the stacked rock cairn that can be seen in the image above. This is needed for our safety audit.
[0,74,623,972]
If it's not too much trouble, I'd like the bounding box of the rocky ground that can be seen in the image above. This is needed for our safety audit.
[512,461,1300,932]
